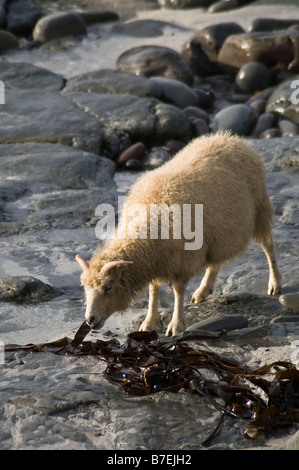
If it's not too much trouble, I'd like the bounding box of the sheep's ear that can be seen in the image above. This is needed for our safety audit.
[100,260,133,279]
[76,254,89,272]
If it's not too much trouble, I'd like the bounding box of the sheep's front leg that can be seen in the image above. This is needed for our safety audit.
[139,282,160,332]
[166,281,187,336]
[191,266,219,303]
[262,233,282,295]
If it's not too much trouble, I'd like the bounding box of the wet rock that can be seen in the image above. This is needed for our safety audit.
[210,104,257,135]
[150,76,198,108]
[0,276,62,303]
[266,77,299,124]
[0,143,115,190]
[181,22,244,76]
[183,106,210,123]
[0,61,64,91]
[278,120,299,137]
[259,128,281,139]
[157,0,213,7]
[118,142,146,166]
[194,89,215,108]
[191,118,209,136]
[63,68,163,99]
[249,18,299,32]
[6,0,42,36]
[218,31,295,75]
[65,92,192,148]
[249,99,266,115]
[251,112,277,138]
[76,10,119,25]
[33,12,87,43]
[279,293,299,313]
[0,29,18,52]
[116,45,193,86]
[0,89,103,153]
[208,0,239,13]
[235,62,272,94]
[123,159,143,171]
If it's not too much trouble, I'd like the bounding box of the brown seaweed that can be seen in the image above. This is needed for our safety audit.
[5,323,299,446]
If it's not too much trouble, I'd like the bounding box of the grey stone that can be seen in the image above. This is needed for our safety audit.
[63,68,163,99]
[0,89,103,154]
[259,128,281,139]
[185,313,248,332]
[33,12,87,43]
[0,276,62,303]
[251,112,277,138]
[278,119,299,137]
[112,19,177,38]
[77,10,119,25]
[208,0,239,13]
[0,143,115,190]
[249,18,299,33]
[65,92,192,146]
[210,104,257,135]
[157,0,213,7]
[150,76,199,108]
[116,45,193,86]
[0,61,64,90]
[6,0,42,36]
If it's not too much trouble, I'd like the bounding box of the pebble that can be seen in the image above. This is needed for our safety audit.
[248,99,266,115]
[235,62,272,94]
[33,12,87,42]
[251,112,277,138]
[278,119,299,137]
[116,45,193,86]
[259,128,281,138]
[118,142,146,166]
[0,29,18,51]
[194,88,215,109]
[185,314,248,333]
[77,10,119,25]
[210,103,257,136]
[249,18,299,32]
[208,0,239,13]
[191,118,209,136]
[150,76,199,108]
[183,106,210,123]
[123,159,143,171]
[279,293,299,313]
[157,0,213,7]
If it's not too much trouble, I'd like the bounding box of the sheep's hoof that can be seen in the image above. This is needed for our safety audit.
[267,279,282,296]
[139,321,155,332]
[165,320,185,337]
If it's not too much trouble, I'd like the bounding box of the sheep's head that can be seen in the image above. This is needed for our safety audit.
[76,254,133,330]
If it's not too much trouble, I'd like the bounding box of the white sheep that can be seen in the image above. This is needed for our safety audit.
[76,132,282,336]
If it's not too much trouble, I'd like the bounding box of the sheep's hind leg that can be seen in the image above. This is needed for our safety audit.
[262,233,282,295]
[166,280,187,336]
[139,282,160,332]
[190,266,219,304]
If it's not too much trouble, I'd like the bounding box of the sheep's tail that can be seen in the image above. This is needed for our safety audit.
[253,193,274,244]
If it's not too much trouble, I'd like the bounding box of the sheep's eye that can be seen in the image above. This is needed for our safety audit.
[103,281,113,294]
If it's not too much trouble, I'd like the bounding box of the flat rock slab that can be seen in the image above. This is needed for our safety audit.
[0,89,103,154]
[65,91,192,145]
[0,61,64,90]
[0,276,62,303]
[63,68,163,98]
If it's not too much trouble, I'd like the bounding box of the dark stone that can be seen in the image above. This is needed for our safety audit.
[259,128,281,139]
[251,112,277,138]
[0,29,18,51]
[194,89,215,108]
[278,119,299,137]
[191,118,209,136]
[0,276,62,303]
[235,62,272,94]
[118,143,146,165]
[218,31,295,75]
[183,106,210,123]
[76,10,119,25]
[208,0,239,13]
[33,12,87,42]
[157,0,213,7]
[181,22,244,76]
[6,0,42,36]
[150,76,198,108]
[123,159,143,171]
[116,45,193,86]
[249,18,299,32]
[248,99,266,115]
[63,68,163,99]
[210,104,257,135]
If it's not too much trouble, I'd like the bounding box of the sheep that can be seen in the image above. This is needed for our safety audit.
[76,131,282,336]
